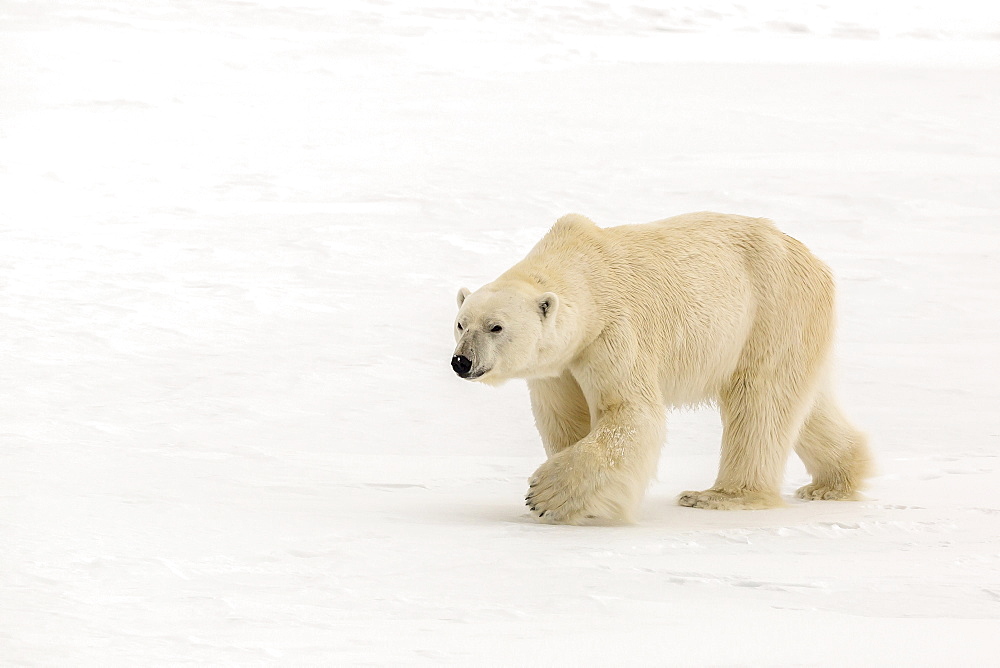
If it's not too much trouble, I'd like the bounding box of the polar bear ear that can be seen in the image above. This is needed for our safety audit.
[538,292,559,320]
[457,287,471,308]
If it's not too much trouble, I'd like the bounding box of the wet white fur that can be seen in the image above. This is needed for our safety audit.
[454,212,872,524]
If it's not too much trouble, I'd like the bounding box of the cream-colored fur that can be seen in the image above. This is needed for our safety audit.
[453,212,872,524]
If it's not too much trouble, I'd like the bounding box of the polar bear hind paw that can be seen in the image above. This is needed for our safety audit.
[795,483,861,501]
[677,488,782,510]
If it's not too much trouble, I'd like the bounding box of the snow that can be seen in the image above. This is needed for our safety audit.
[2,0,999,664]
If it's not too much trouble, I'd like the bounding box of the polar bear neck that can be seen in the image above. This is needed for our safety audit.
[509,220,606,295]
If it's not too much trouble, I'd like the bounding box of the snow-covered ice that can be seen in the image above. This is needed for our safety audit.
[2,1,999,664]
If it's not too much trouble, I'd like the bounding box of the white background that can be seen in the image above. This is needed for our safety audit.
[2,1,999,664]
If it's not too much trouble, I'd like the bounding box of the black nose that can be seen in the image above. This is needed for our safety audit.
[451,355,472,376]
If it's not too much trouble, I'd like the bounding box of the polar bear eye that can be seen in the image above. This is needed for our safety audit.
[490,325,503,333]
[457,322,464,331]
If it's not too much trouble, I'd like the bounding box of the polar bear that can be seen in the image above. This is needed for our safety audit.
[452,212,872,524]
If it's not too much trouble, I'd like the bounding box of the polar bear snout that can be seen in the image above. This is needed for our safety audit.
[451,354,473,377]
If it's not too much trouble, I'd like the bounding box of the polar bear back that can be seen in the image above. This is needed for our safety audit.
[505,212,836,406]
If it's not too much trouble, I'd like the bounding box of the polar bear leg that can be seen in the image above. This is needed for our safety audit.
[528,373,592,457]
[526,403,664,524]
[794,390,872,500]
[679,371,814,510]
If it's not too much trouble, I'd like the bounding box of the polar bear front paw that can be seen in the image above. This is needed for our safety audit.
[525,449,628,524]
[677,488,782,510]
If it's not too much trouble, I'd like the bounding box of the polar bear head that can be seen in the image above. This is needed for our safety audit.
[451,281,561,385]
